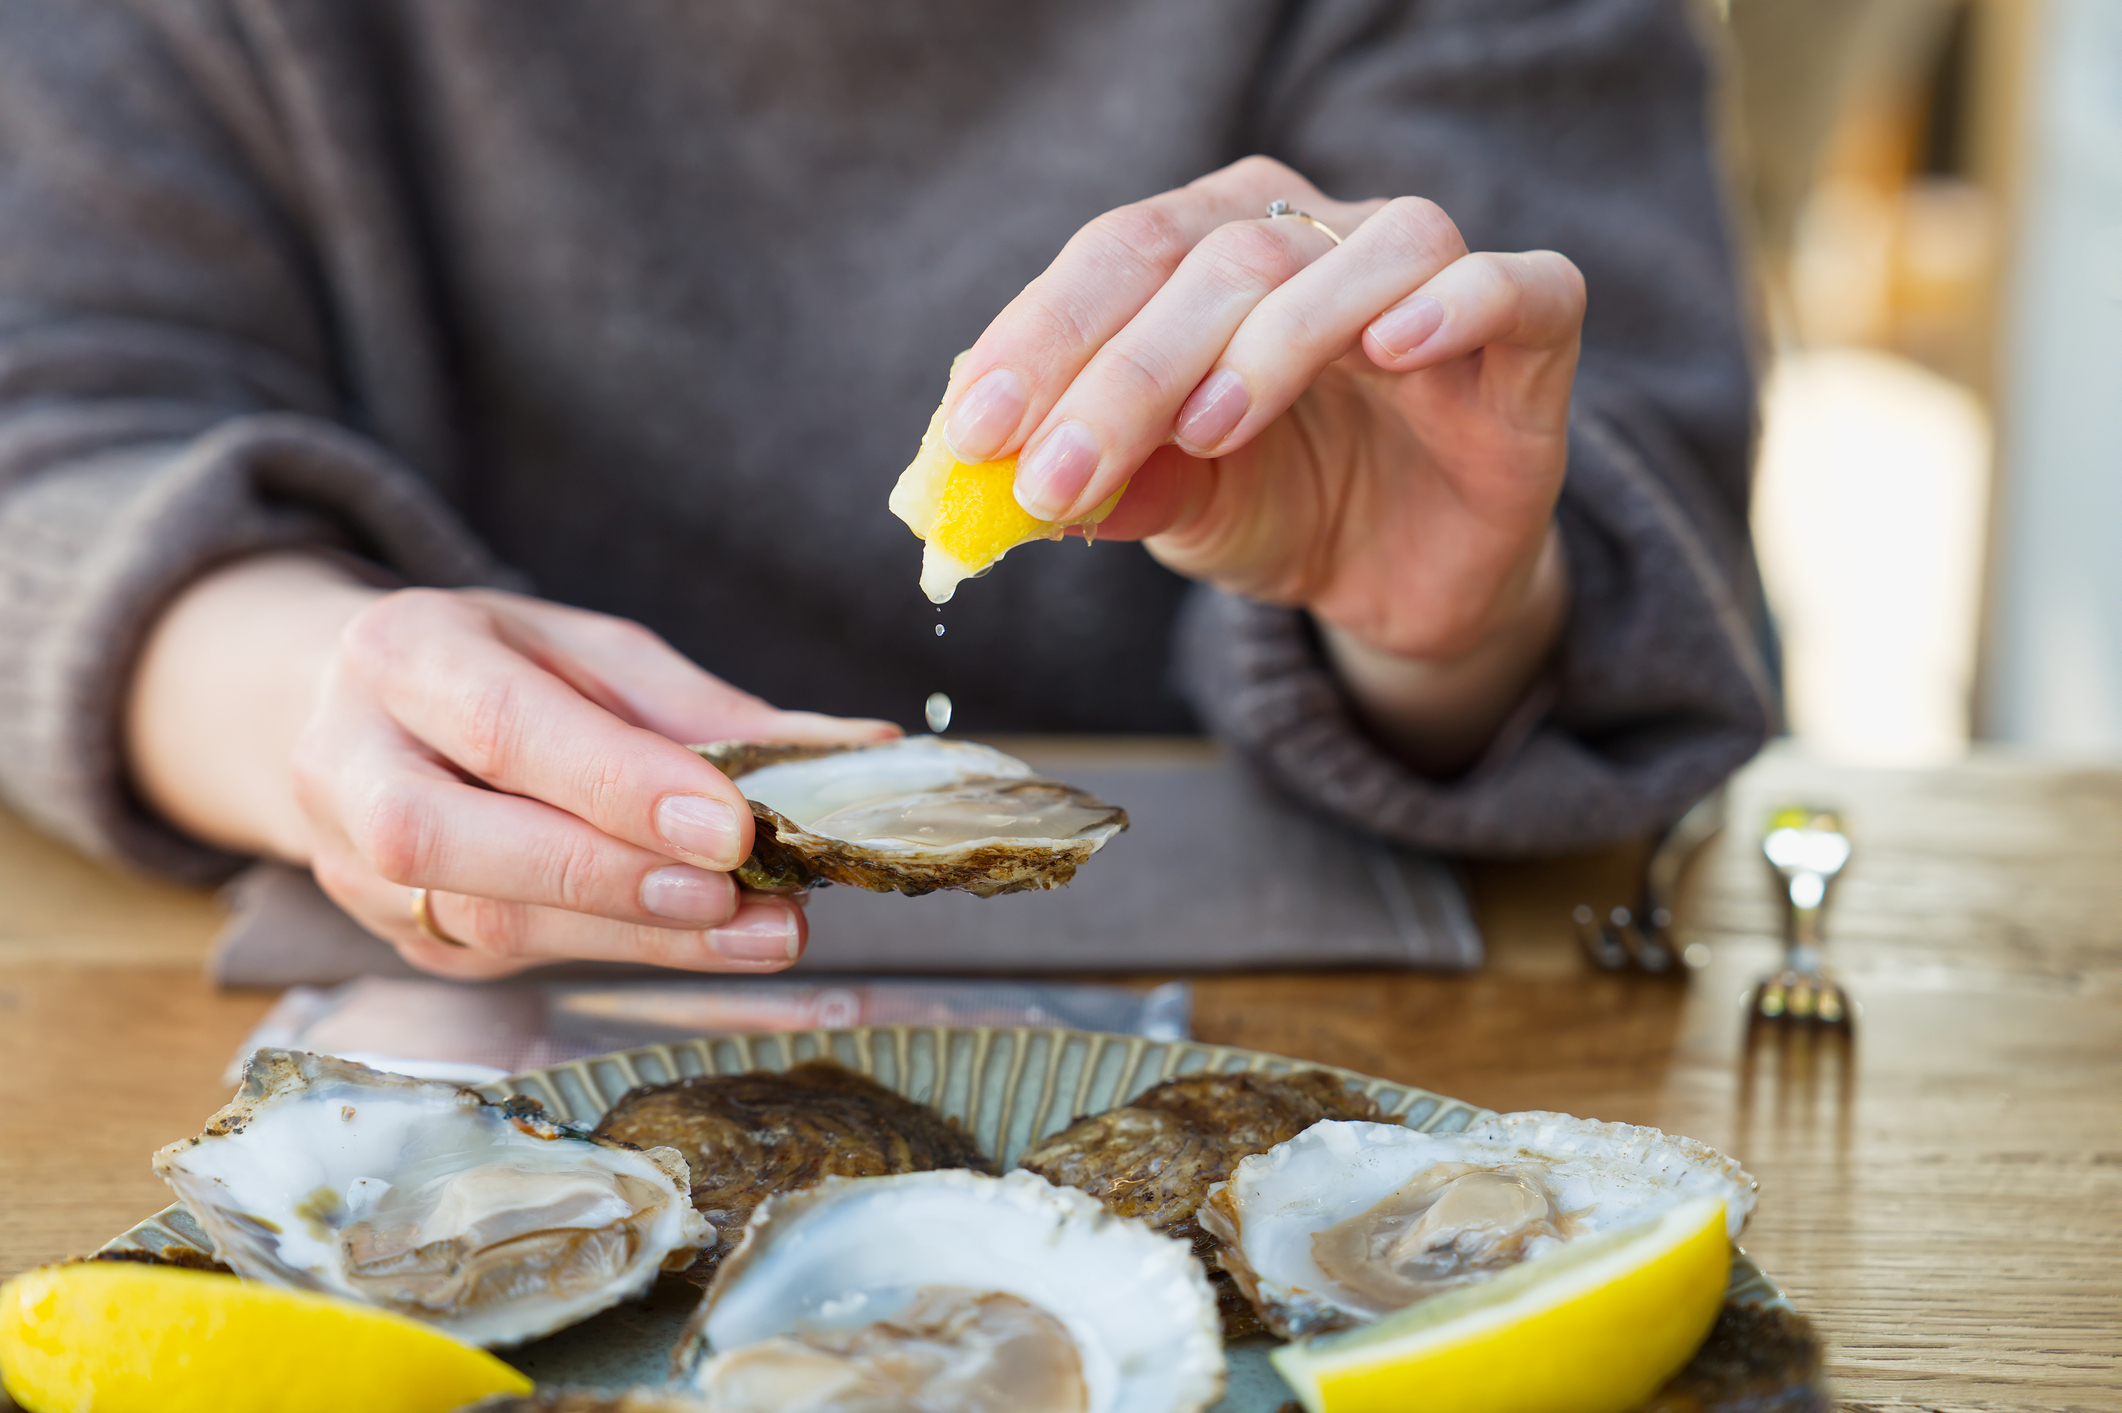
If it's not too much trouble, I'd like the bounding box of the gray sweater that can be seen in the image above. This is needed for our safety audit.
[0,0,1774,885]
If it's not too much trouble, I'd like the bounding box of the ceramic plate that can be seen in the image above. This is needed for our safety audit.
[102,1025,1790,1408]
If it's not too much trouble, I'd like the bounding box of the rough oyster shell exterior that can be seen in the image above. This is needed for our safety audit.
[693,737,1127,897]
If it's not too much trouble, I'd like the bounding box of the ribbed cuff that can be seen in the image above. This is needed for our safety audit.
[0,413,511,880]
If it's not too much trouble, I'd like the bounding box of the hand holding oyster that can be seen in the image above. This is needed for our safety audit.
[693,735,1126,897]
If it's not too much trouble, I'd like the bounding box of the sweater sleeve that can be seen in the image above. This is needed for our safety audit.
[1177,0,1777,856]
[0,2,504,881]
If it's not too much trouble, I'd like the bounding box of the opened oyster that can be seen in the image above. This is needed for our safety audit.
[693,736,1126,896]
[1016,1069,1387,1337]
[675,1170,1224,1413]
[1198,1112,1758,1339]
[592,1060,994,1283]
[153,1050,709,1347]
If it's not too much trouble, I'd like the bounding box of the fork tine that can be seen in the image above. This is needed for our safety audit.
[1573,904,1632,970]
[1755,974,1790,1019]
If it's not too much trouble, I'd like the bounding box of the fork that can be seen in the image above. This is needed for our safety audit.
[1753,806,1853,1028]
[1573,786,1727,973]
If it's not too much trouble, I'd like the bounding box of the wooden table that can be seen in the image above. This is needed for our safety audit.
[1,745,2116,1410]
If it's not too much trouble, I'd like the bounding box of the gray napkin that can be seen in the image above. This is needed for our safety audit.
[210,753,1481,987]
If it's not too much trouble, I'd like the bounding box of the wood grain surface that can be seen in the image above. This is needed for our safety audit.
[1,744,2116,1411]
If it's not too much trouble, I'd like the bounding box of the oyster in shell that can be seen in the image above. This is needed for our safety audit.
[592,1060,993,1284]
[674,1170,1225,1413]
[1016,1070,1387,1338]
[1198,1112,1759,1339]
[153,1050,708,1347]
[692,736,1126,896]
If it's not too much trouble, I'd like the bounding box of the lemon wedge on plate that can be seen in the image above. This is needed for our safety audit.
[0,1262,531,1413]
[889,356,1124,604]
[1270,1196,1731,1413]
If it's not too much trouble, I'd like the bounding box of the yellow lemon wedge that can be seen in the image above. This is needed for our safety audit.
[888,355,1124,604]
[0,1262,532,1413]
[1270,1197,1732,1413]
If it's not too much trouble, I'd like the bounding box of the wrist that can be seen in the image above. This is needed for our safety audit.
[125,552,384,861]
[1319,525,1568,777]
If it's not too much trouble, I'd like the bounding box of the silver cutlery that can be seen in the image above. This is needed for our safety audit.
[1753,805,1853,1028]
[1573,786,1726,974]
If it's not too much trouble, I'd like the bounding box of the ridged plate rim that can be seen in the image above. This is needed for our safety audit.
[98,1022,1787,1312]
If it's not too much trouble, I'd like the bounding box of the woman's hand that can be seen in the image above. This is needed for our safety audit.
[125,554,896,978]
[940,157,1581,772]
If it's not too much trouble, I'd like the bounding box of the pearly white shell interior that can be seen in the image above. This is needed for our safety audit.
[734,737,1119,855]
[153,1055,704,1347]
[694,1170,1224,1413]
[1217,1116,1757,1324]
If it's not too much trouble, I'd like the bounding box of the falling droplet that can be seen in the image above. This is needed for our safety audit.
[934,623,946,637]
[924,692,953,734]
[1082,520,1097,547]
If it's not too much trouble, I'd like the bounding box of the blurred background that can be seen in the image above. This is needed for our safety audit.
[1721,0,2121,765]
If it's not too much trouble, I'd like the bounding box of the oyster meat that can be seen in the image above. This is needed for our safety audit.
[692,736,1126,896]
[675,1170,1225,1413]
[1016,1070,1387,1337]
[1198,1112,1759,1339]
[153,1050,709,1347]
[592,1060,993,1283]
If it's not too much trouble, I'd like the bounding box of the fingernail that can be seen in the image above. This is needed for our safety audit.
[656,795,744,870]
[1175,369,1250,452]
[1369,295,1446,358]
[640,864,732,924]
[943,367,1027,463]
[1015,421,1100,521]
[708,908,801,964]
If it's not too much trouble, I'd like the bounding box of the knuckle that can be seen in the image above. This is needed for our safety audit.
[1087,201,1194,279]
[1374,196,1463,264]
[1469,250,1525,300]
[1009,281,1104,363]
[1536,249,1589,307]
[603,616,670,656]
[455,894,530,959]
[351,778,438,885]
[1094,338,1181,405]
[450,671,525,782]
[569,739,639,830]
[1194,221,1303,290]
[541,831,611,916]
[1224,154,1297,189]
[340,588,471,671]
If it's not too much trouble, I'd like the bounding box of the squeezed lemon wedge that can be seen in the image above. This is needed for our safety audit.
[888,356,1123,604]
[0,1262,532,1413]
[1270,1197,1731,1413]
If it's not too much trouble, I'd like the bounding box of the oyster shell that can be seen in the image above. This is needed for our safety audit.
[675,1170,1225,1413]
[592,1060,994,1284]
[153,1050,709,1347]
[691,736,1126,896]
[1198,1112,1758,1339]
[1015,1070,1387,1338]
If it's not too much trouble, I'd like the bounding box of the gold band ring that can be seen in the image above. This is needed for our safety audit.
[1266,199,1343,246]
[409,887,470,948]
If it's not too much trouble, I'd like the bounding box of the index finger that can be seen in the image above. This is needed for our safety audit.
[343,591,758,872]
[939,157,1360,466]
